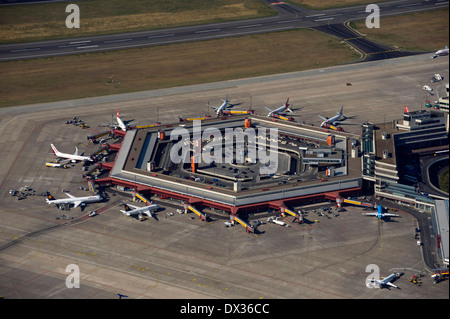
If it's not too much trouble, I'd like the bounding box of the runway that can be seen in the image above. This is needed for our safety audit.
[0,0,448,61]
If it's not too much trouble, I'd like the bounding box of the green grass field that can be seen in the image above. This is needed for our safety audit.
[0,0,274,44]
[0,29,358,107]
[438,168,449,193]
[1,6,448,108]
[352,8,449,52]
[287,0,391,9]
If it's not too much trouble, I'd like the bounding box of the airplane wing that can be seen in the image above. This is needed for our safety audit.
[385,282,398,288]
[317,115,327,121]
[143,209,155,217]
[382,213,399,217]
[362,212,378,216]
[65,193,76,199]
[73,200,83,208]
[265,107,273,112]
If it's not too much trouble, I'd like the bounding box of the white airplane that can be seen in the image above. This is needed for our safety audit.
[100,110,135,130]
[267,217,288,227]
[265,98,292,117]
[367,272,402,289]
[116,110,128,131]
[46,192,102,209]
[318,106,345,127]
[120,203,160,218]
[363,205,399,220]
[431,46,449,59]
[209,95,232,115]
[51,144,93,162]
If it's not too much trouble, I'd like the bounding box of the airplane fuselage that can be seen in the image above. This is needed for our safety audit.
[431,47,449,58]
[321,113,342,127]
[376,273,400,288]
[319,106,344,127]
[51,144,92,162]
[116,110,128,131]
[47,195,102,206]
[215,100,229,115]
[267,98,290,117]
[121,204,160,216]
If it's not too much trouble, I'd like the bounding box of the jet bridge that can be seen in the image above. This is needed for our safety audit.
[280,206,303,224]
[342,198,374,208]
[187,205,207,221]
[232,215,254,233]
[134,192,153,205]
[87,130,111,142]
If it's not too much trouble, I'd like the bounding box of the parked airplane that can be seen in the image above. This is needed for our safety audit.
[101,110,136,131]
[51,144,93,162]
[363,205,399,220]
[116,110,129,131]
[46,191,102,209]
[267,216,288,227]
[265,98,292,117]
[431,46,449,59]
[367,272,402,289]
[318,106,345,127]
[209,95,233,115]
[120,203,160,219]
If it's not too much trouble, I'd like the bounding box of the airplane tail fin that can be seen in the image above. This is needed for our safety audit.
[117,110,120,119]
[122,203,132,212]
[404,105,409,113]
[285,98,294,113]
[51,144,58,155]
[46,193,56,201]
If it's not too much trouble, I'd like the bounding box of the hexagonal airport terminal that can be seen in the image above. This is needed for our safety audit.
[96,115,362,215]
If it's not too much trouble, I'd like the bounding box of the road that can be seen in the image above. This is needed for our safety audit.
[0,0,448,61]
